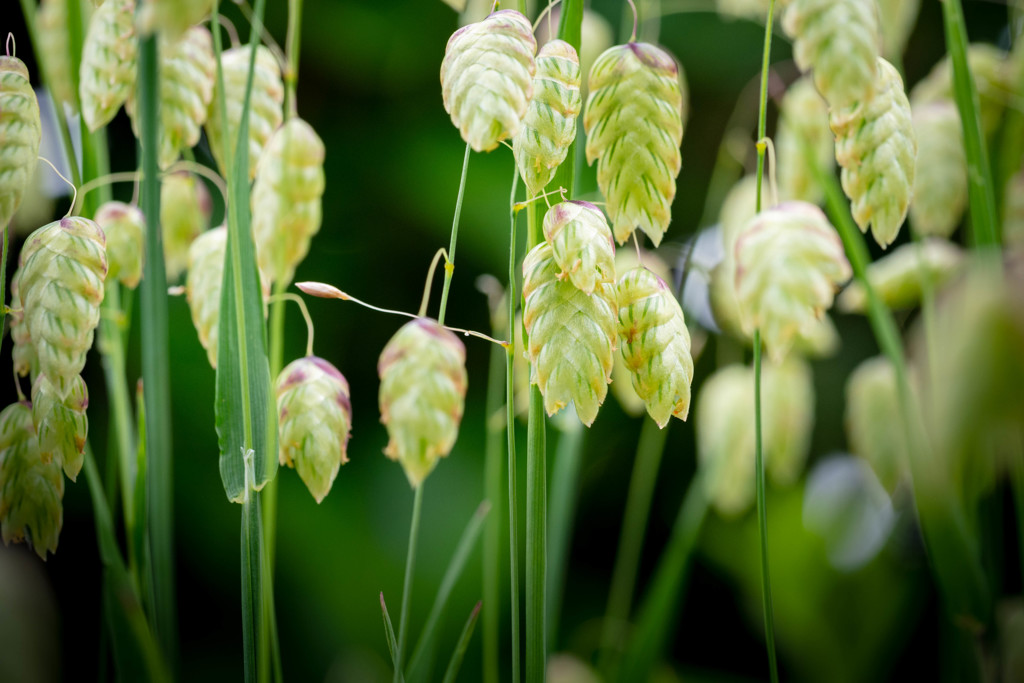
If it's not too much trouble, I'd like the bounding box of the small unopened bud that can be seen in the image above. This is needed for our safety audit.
[94,201,145,288]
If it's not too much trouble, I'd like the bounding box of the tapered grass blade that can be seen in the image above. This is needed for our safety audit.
[442,602,482,683]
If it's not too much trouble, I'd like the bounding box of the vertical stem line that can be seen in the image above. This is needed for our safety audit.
[284,0,304,118]
[482,312,505,683]
[242,460,265,683]
[524,384,547,683]
[506,172,522,683]
[395,485,425,683]
[438,143,472,326]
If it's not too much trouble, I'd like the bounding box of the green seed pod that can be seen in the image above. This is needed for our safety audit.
[136,0,214,40]
[696,364,755,516]
[440,10,537,152]
[251,118,325,287]
[31,374,88,482]
[94,201,145,288]
[17,217,107,399]
[161,171,210,282]
[734,201,851,361]
[776,76,833,204]
[36,0,77,111]
[1005,172,1024,249]
[909,102,967,239]
[0,402,64,560]
[0,56,43,230]
[830,58,916,249]
[513,40,582,196]
[585,42,686,246]
[80,0,137,132]
[378,318,468,488]
[781,0,880,108]
[9,275,36,378]
[206,45,285,179]
[542,200,615,295]
[616,267,694,428]
[185,225,226,368]
[276,356,352,503]
[876,0,920,63]
[845,355,907,492]
[522,242,617,426]
[837,238,964,313]
[762,356,815,486]
[910,44,1008,138]
[126,26,216,169]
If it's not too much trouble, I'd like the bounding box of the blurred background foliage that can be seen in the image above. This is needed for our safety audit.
[2,0,1022,681]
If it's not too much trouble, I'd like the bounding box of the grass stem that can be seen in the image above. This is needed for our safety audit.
[438,142,472,326]
[506,171,522,683]
[524,384,547,683]
[395,485,425,683]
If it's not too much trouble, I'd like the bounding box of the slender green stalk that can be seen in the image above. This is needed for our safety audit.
[524,383,547,683]
[506,171,522,683]
[381,592,399,668]
[545,422,584,652]
[482,318,505,683]
[395,485,425,683]
[242,456,265,683]
[438,142,471,325]
[442,603,482,683]
[284,0,304,118]
[599,418,670,673]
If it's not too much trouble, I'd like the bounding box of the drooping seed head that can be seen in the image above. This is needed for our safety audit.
[542,200,615,295]
[31,374,88,482]
[136,0,215,41]
[513,40,582,196]
[276,356,352,503]
[0,56,43,230]
[36,0,77,111]
[522,242,617,426]
[94,201,145,288]
[378,318,467,488]
[776,76,833,204]
[161,171,210,282]
[845,355,907,492]
[441,10,537,152]
[910,44,1009,138]
[909,101,967,239]
[252,118,325,287]
[585,42,686,246]
[616,267,694,427]
[186,226,227,367]
[80,0,137,131]
[0,402,64,560]
[830,58,916,249]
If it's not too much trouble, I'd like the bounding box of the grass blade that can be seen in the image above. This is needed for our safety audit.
[442,602,482,683]
[381,592,399,665]
[241,455,265,683]
[505,167,522,683]
[482,313,506,683]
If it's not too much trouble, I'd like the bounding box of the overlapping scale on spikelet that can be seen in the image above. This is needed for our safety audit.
[782,0,880,108]
[542,201,615,294]
[9,276,35,378]
[876,0,920,62]
[126,26,216,169]
[206,46,284,179]
[513,40,581,196]
[94,201,145,288]
[585,43,686,246]
[909,102,967,238]
[846,355,907,492]
[36,0,77,111]
[252,118,325,287]
[0,57,43,230]
[734,202,851,361]
[80,0,136,131]
[378,319,468,488]
[136,0,214,40]
[17,218,107,399]
[910,44,1009,137]
[616,267,694,428]
[830,58,916,248]
[276,356,352,503]
[186,226,226,368]
[837,238,964,313]
[522,242,617,426]
[161,171,210,282]
[776,77,833,204]
[441,10,537,152]
[31,374,88,482]
[0,403,64,560]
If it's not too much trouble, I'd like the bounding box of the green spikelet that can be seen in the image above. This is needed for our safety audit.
[9,275,36,378]
[185,225,226,368]
[734,201,851,361]
[522,242,617,426]
[513,40,582,196]
[206,45,285,180]
[126,26,216,169]
[616,267,694,428]
[910,44,1009,138]
[440,10,537,152]
[776,76,833,204]
[0,402,64,560]
[31,374,88,482]
[845,355,907,492]
[80,0,137,132]
[94,201,145,288]
[830,58,916,249]
[0,56,43,230]
[584,42,686,246]
[36,0,77,111]
[136,0,214,40]
[837,238,964,313]
[276,356,352,503]
[781,0,880,108]
[251,118,325,287]
[542,200,615,295]
[876,0,920,62]
[378,318,468,488]
[17,217,107,399]
[909,102,967,239]
[161,171,210,282]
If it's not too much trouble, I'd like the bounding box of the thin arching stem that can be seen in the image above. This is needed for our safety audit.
[438,143,472,326]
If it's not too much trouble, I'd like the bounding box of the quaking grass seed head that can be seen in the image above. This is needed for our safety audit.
[31,374,88,483]
[276,357,352,503]
[80,0,137,132]
[909,101,967,239]
[186,226,227,368]
[0,55,43,231]
[36,0,77,111]
[441,9,537,152]
[378,319,468,488]
[94,201,145,288]
[161,171,211,282]
[776,76,833,204]
[845,355,907,492]
[9,275,36,378]
[542,200,615,295]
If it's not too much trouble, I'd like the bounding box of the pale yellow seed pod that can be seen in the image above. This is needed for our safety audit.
[80,0,137,132]
[185,226,227,368]
[776,76,833,205]
[830,58,916,248]
[136,0,214,41]
[513,40,582,196]
[31,374,88,482]
[94,201,145,288]
[251,118,325,287]
[1005,172,1024,249]
[36,0,78,111]
[616,267,694,428]
[876,0,920,63]
[837,238,964,314]
[585,42,686,246]
[441,10,537,152]
[0,56,43,230]
[734,201,852,361]
[161,171,210,282]
[762,356,815,485]
[909,102,967,239]
[910,44,1008,138]
[206,46,285,179]
[542,200,615,295]
[522,242,617,426]
[845,355,907,492]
